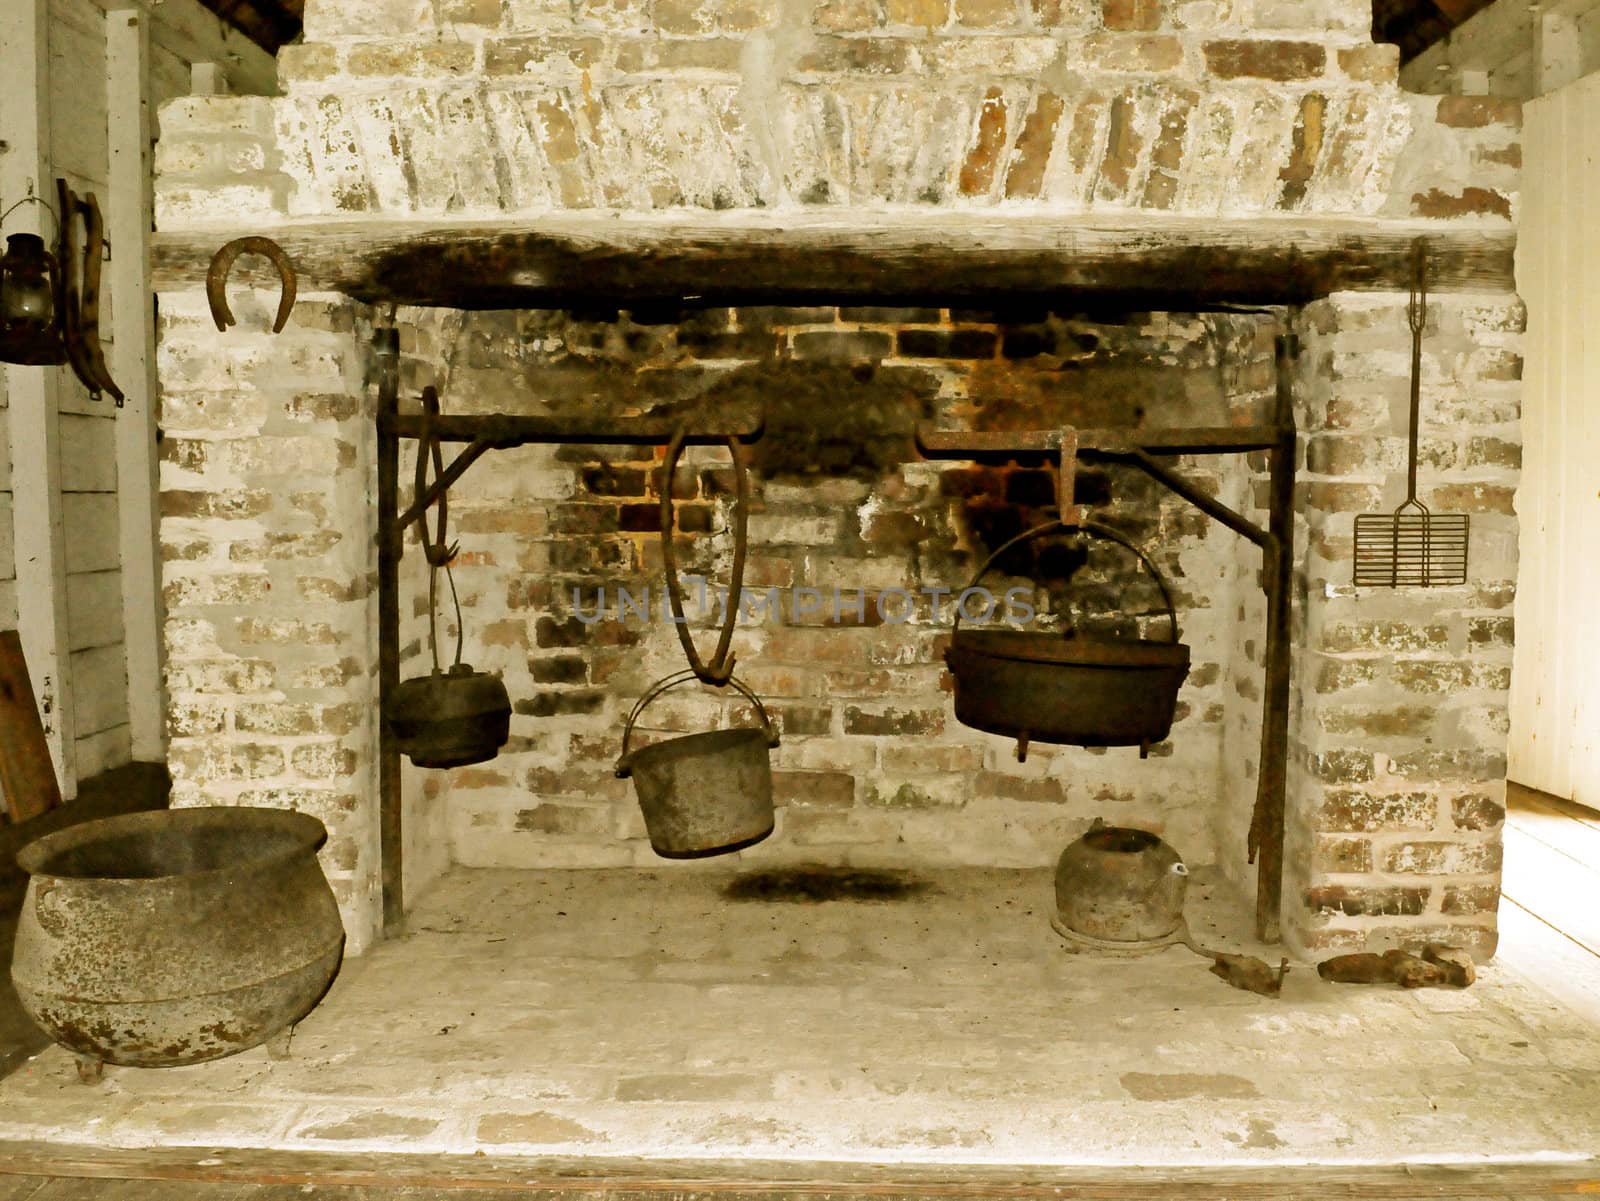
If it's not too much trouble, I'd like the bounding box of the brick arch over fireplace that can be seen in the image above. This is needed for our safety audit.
[153,0,1518,227]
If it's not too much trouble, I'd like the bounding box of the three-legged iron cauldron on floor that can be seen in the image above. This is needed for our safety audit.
[11,806,344,1081]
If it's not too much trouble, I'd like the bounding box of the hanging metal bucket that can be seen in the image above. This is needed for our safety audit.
[945,520,1190,758]
[389,664,511,769]
[615,670,780,858]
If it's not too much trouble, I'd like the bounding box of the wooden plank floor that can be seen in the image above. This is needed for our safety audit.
[0,1159,1597,1201]
[0,1174,1592,1200]
[1505,781,1600,965]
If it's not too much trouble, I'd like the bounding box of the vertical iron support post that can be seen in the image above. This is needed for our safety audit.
[374,326,404,936]
[1253,328,1298,942]
[1055,429,1085,526]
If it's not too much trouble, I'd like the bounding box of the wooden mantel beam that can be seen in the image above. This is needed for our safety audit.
[153,212,1517,310]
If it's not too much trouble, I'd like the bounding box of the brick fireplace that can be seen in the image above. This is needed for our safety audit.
[149,0,1522,963]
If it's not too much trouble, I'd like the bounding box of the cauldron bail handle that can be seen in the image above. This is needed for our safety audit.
[950,518,1181,644]
[615,669,779,778]
[659,426,749,686]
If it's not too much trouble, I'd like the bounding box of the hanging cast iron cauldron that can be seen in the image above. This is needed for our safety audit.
[389,561,510,768]
[389,663,511,769]
[1053,818,1189,947]
[388,387,511,769]
[945,520,1190,759]
[12,807,344,1080]
[616,670,780,858]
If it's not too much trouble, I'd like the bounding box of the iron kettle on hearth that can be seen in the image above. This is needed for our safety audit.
[1052,819,1189,945]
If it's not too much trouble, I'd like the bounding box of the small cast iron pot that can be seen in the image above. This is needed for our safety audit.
[616,670,780,858]
[945,520,1190,759]
[388,664,511,769]
[11,807,345,1076]
[1054,819,1189,943]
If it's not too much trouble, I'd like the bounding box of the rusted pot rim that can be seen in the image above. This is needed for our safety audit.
[16,806,328,883]
[623,726,772,775]
[948,629,1191,669]
[389,666,510,718]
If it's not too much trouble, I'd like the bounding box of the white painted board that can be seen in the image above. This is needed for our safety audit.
[1511,72,1600,803]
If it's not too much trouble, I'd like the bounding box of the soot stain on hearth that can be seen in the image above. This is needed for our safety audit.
[722,866,933,903]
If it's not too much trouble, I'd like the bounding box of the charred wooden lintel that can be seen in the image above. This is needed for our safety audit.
[151,214,1517,310]
[378,409,764,446]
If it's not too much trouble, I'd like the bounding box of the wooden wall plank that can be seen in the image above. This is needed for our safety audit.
[1510,73,1600,802]
[1569,78,1600,806]
[1401,0,1536,91]
[1533,81,1568,794]
[48,0,109,186]
[73,0,276,96]
[61,495,121,576]
[1401,0,1600,95]
[107,5,165,763]
[1581,4,1600,61]
[1,0,79,798]
[1509,83,1553,790]
[1536,10,1584,93]
[0,500,14,592]
[70,643,130,739]
[148,43,190,110]
[66,571,126,653]
[58,413,118,493]
[72,724,131,780]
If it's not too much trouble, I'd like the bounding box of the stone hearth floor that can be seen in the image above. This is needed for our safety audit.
[1,866,1599,1170]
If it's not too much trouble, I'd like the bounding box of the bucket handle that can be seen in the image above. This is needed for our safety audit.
[951,519,1181,644]
[660,428,748,686]
[615,669,780,778]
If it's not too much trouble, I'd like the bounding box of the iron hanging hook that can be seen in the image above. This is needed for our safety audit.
[1404,237,1428,510]
[413,386,459,569]
[414,387,465,675]
[659,427,749,687]
[1408,236,1427,338]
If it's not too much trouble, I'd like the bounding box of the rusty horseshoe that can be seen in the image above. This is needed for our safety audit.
[206,236,297,334]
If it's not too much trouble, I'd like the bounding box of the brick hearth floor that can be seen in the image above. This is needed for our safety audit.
[0,866,1597,1168]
